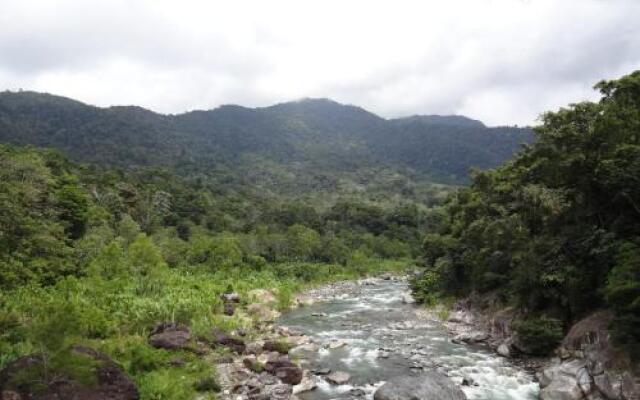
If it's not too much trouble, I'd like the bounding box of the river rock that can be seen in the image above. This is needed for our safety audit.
[265,358,303,385]
[389,320,418,330]
[326,371,350,385]
[373,372,466,400]
[148,323,191,350]
[621,373,639,400]
[287,335,311,346]
[540,375,585,400]
[258,372,280,385]
[251,383,293,400]
[326,339,348,349]
[312,312,328,317]
[294,294,316,306]
[258,351,281,364]
[448,310,475,325]
[361,278,380,286]
[220,292,241,303]
[213,330,246,353]
[311,368,331,375]
[593,372,618,399]
[290,343,319,355]
[539,359,587,400]
[497,341,511,357]
[452,331,489,344]
[243,356,265,373]
[246,340,265,355]
[293,373,317,394]
[401,292,416,304]
[576,367,593,396]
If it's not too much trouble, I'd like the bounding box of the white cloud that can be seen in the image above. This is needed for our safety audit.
[0,0,639,125]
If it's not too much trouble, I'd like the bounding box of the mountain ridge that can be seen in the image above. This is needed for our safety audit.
[0,90,533,184]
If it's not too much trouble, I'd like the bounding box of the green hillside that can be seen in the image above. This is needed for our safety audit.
[0,92,532,185]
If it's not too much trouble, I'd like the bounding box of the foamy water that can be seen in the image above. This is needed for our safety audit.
[278,279,539,400]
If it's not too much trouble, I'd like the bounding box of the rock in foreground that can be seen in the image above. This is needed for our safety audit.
[148,322,191,350]
[0,346,139,400]
[374,372,466,400]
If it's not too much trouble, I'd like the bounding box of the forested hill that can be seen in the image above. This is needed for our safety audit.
[0,91,532,184]
[412,70,640,362]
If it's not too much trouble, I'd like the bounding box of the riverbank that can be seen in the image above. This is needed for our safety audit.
[215,275,540,400]
[432,296,640,400]
[0,260,410,400]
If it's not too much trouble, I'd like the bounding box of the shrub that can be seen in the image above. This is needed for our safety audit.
[276,285,293,311]
[513,317,563,355]
[194,377,221,392]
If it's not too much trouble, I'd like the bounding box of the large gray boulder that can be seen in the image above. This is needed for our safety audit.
[539,360,588,400]
[374,372,467,400]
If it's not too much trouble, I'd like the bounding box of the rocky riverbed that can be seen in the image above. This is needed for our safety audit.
[217,276,540,400]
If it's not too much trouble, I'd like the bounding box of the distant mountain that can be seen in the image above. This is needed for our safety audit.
[397,114,485,128]
[0,91,533,184]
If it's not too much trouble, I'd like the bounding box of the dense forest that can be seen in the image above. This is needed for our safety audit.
[412,71,640,361]
[0,141,430,398]
[0,92,532,185]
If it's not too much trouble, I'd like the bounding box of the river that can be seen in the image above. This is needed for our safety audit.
[277,278,539,400]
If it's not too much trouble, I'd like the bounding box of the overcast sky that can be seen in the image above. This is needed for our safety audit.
[1,0,639,126]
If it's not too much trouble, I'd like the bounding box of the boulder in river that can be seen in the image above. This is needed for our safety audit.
[401,292,416,304]
[497,341,512,357]
[264,357,303,385]
[452,330,489,344]
[373,372,467,400]
[293,372,317,394]
[325,339,348,349]
[539,359,587,400]
[326,371,350,385]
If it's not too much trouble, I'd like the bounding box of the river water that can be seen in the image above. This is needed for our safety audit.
[277,278,539,400]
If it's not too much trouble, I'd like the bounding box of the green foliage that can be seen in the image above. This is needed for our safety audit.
[413,70,640,355]
[128,234,166,276]
[604,240,640,356]
[267,340,294,354]
[513,317,564,356]
[194,377,221,393]
[276,285,293,311]
[87,238,127,279]
[0,146,75,288]
[0,91,530,186]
